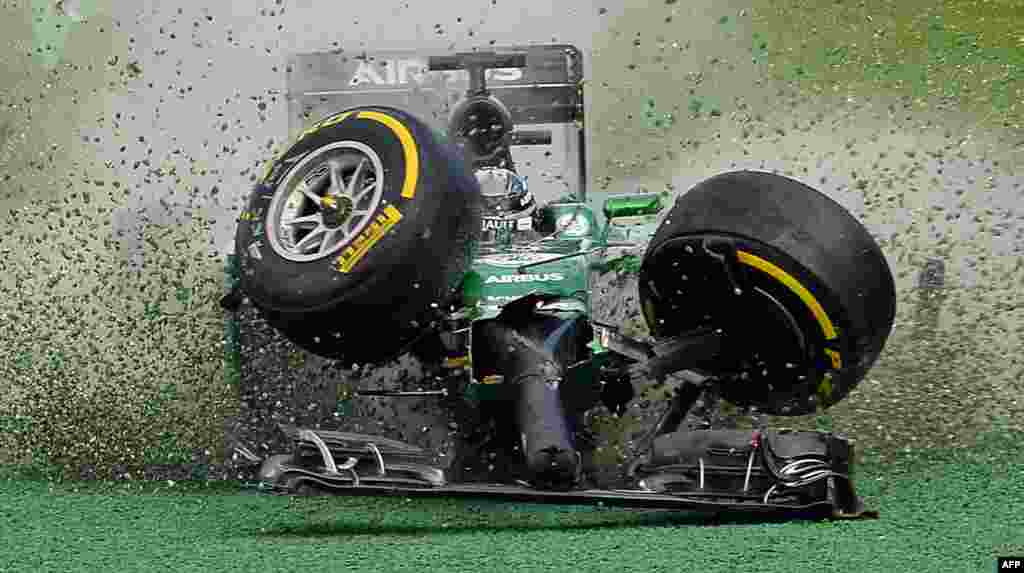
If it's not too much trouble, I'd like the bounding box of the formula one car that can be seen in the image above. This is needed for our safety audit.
[226,47,896,519]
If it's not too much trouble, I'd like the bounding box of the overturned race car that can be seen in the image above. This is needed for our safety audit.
[224,48,897,520]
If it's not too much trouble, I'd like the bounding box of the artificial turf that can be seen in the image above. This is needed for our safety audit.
[1,440,1021,573]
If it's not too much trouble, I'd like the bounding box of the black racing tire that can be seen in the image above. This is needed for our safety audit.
[235,106,481,365]
[638,171,896,416]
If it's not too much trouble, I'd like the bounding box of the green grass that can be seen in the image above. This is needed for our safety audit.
[2,434,1022,573]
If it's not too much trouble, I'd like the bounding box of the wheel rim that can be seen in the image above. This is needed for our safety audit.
[267,141,386,262]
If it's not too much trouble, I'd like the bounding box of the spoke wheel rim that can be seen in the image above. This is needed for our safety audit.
[266,141,386,262]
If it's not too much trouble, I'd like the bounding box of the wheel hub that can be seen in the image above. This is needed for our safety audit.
[265,141,385,262]
[640,234,825,413]
[321,195,355,229]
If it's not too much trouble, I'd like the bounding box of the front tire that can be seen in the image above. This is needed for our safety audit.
[235,106,481,364]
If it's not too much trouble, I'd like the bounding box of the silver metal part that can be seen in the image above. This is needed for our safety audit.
[266,141,386,262]
[298,429,340,475]
[367,443,386,476]
[744,450,755,492]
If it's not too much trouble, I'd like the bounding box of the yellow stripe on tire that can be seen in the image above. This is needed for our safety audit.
[357,111,420,199]
[736,250,842,368]
[823,348,842,369]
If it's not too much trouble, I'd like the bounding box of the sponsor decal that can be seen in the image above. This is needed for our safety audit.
[335,205,403,273]
[480,217,532,232]
[484,272,565,284]
[476,252,557,268]
[349,58,523,86]
[482,218,523,232]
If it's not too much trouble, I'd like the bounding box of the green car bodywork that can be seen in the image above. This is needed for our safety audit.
[455,195,666,404]
[466,195,666,318]
[222,193,667,407]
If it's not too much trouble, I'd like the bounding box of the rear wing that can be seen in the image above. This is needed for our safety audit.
[284,45,586,202]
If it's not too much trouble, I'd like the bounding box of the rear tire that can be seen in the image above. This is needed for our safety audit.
[235,106,481,364]
[638,171,896,415]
